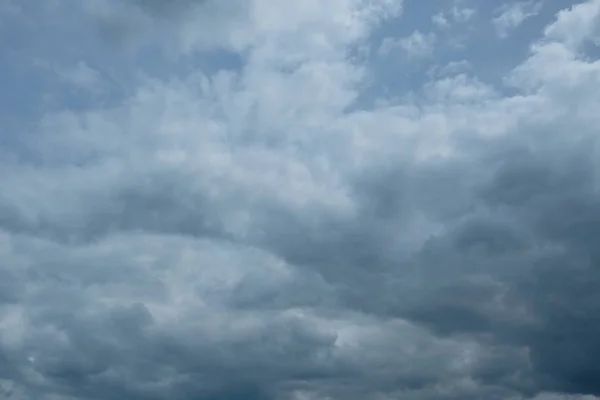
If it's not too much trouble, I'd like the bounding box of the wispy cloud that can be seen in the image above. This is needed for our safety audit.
[379,30,436,58]
[493,1,543,38]
[432,4,476,29]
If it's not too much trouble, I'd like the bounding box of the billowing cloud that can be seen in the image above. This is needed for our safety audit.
[2,0,600,399]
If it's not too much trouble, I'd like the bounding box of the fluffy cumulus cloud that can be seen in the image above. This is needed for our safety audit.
[1,0,600,399]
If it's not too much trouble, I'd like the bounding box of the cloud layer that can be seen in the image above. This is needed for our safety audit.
[1,0,600,399]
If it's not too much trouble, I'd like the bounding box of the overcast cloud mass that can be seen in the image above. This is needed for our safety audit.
[1,0,600,399]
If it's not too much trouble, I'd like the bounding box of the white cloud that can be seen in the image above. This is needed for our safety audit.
[431,4,475,32]
[493,1,543,39]
[543,0,600,50]
[451,5,476,23]
[432,12,450,29]
[508,0,600,97]
[380,30,436,58]
[428,60,472,79]
[59,61,105,92]
[87,0,403,56]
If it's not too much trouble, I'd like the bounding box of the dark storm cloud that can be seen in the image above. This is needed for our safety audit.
[6,121,600,400]
[382,132,600,395]
[3,118,600,399]
[480,144,600,395]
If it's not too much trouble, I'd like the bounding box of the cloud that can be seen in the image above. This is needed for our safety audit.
[493,1,543,39]
[32,60,107,95]
[451,5,476,23]
[87,0,402,55]
[58,62,105,92]
[543,0,600,50]
[427,60,472,78]
[379,31,436,58]
[431,4,475,29]
[2,0,600,399]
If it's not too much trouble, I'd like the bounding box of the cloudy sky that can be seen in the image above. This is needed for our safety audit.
[1,0,600,399]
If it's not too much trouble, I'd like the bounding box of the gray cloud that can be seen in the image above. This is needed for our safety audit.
[2,1,600,400]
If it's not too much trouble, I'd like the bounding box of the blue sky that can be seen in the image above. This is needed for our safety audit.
[2,1,600,399]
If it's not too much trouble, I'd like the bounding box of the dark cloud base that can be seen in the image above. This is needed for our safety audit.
[2,123,600,400]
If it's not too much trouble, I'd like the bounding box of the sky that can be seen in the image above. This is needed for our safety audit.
[1,0,600,399]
